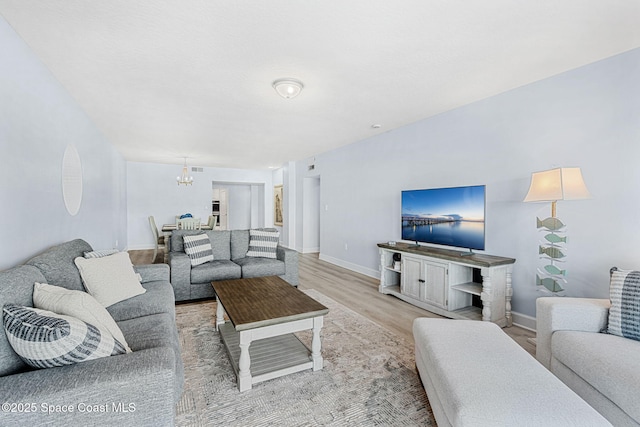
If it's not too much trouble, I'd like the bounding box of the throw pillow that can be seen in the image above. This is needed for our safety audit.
[84,249,119,259]
[33,282,132,353]
[2,304,127,369]
[183,233,214,267]
[246,229,279,259]
[74,252,146,307]
[607,267,640,342]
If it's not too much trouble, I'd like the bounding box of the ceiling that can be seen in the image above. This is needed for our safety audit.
[1,1,639,170]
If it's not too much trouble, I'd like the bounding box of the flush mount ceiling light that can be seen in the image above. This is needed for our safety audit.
[272,78,303,99]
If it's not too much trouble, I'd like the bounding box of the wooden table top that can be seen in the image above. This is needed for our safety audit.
[212,276,329,331]
[377,242,516,267]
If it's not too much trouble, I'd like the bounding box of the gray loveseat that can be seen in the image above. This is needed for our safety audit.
[0,239,184,426]
[537,297,640,426]
[169,229,299,302]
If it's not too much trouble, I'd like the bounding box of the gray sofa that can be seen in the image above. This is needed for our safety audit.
[537,297,640,426]
[0,239,184,426]
[169,229,299,302]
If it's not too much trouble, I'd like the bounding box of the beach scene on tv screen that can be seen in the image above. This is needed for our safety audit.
[402,185,485,250]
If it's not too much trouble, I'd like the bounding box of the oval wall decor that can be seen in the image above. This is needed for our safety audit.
[62,144,83,216]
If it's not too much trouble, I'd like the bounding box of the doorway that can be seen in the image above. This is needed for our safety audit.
[212,182,265,230]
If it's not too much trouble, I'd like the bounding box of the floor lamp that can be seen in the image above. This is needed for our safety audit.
[523,167,591,294]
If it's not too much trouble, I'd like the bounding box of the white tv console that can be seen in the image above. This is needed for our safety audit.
[378,243,515,327]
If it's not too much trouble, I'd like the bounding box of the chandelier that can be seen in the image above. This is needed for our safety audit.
[176,158,194,185]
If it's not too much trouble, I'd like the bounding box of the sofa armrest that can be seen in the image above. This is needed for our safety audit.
[133,264,169,283]
[169,252,190,284]
[277,246,299,286]
[0,347,176,426]
[536,297,610,369]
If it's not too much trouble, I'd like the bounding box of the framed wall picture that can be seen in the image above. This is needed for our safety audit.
[274,185,283,226]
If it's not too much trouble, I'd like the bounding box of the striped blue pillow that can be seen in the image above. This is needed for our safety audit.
[608,267,640,342]
[2,304,127,369]
[84,249,119,259]
[246,229,279,259]
[183,233,214,266]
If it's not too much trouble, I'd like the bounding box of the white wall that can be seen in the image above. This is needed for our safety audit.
[0,18,127,269]
[302,176,321,253]
[294,48,640,320]
[127,162,273,249]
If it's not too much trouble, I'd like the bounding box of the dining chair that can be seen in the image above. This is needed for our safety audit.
[178,217,201,230]
[148,216,165,262]
[202,215,218,230]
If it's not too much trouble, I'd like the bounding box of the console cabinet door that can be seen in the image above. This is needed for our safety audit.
[422,260,447,309]
[401,256,423,300]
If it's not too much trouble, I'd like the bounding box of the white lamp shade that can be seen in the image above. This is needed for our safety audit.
[273,79,303,99]
[523,167,591,202]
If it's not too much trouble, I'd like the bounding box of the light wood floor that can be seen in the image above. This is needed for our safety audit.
[129,249,536,356]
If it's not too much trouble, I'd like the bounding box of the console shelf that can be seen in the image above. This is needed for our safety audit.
[451,282,483,296]
[378,243,515,327]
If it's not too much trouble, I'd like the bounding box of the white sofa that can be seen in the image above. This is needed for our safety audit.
[537,297,640,426]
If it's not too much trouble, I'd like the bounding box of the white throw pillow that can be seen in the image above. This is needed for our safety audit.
[74,252,146,307]
[33,282,132,353]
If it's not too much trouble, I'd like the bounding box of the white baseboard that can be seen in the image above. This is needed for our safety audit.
[511,311,536,332]
[318,253,380,279]
[302,247,320,254]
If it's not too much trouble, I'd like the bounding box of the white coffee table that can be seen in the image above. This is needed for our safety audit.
[212,276,329,392]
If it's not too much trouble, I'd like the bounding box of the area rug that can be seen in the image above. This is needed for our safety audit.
[174,289,435,426]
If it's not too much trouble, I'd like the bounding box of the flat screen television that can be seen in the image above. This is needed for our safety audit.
[401,185,486,251]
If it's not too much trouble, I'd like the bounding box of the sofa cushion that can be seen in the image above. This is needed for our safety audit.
[0,265,45,376]
[209,230,232,260]
[33,283,131,353]
[183,233,214,266]
[608,267,640,342]
[170,229,201,253]
[3,304,127,369]
[25,239,92,291]
[246,229,279,259]
[74,252,146,307]
[117,312,184,401]
[552,330,640,422]
[190,260,241,284]
[230,230,250,260]
[234,257,285,278]
[107,280,176,322]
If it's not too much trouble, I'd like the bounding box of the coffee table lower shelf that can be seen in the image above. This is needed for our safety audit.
[218,322,314,387]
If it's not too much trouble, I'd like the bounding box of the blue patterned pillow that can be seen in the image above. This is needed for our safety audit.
[183,233,214,266]
[246,229,279,259]
[2,304,127,369]
[607,267,640,342]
